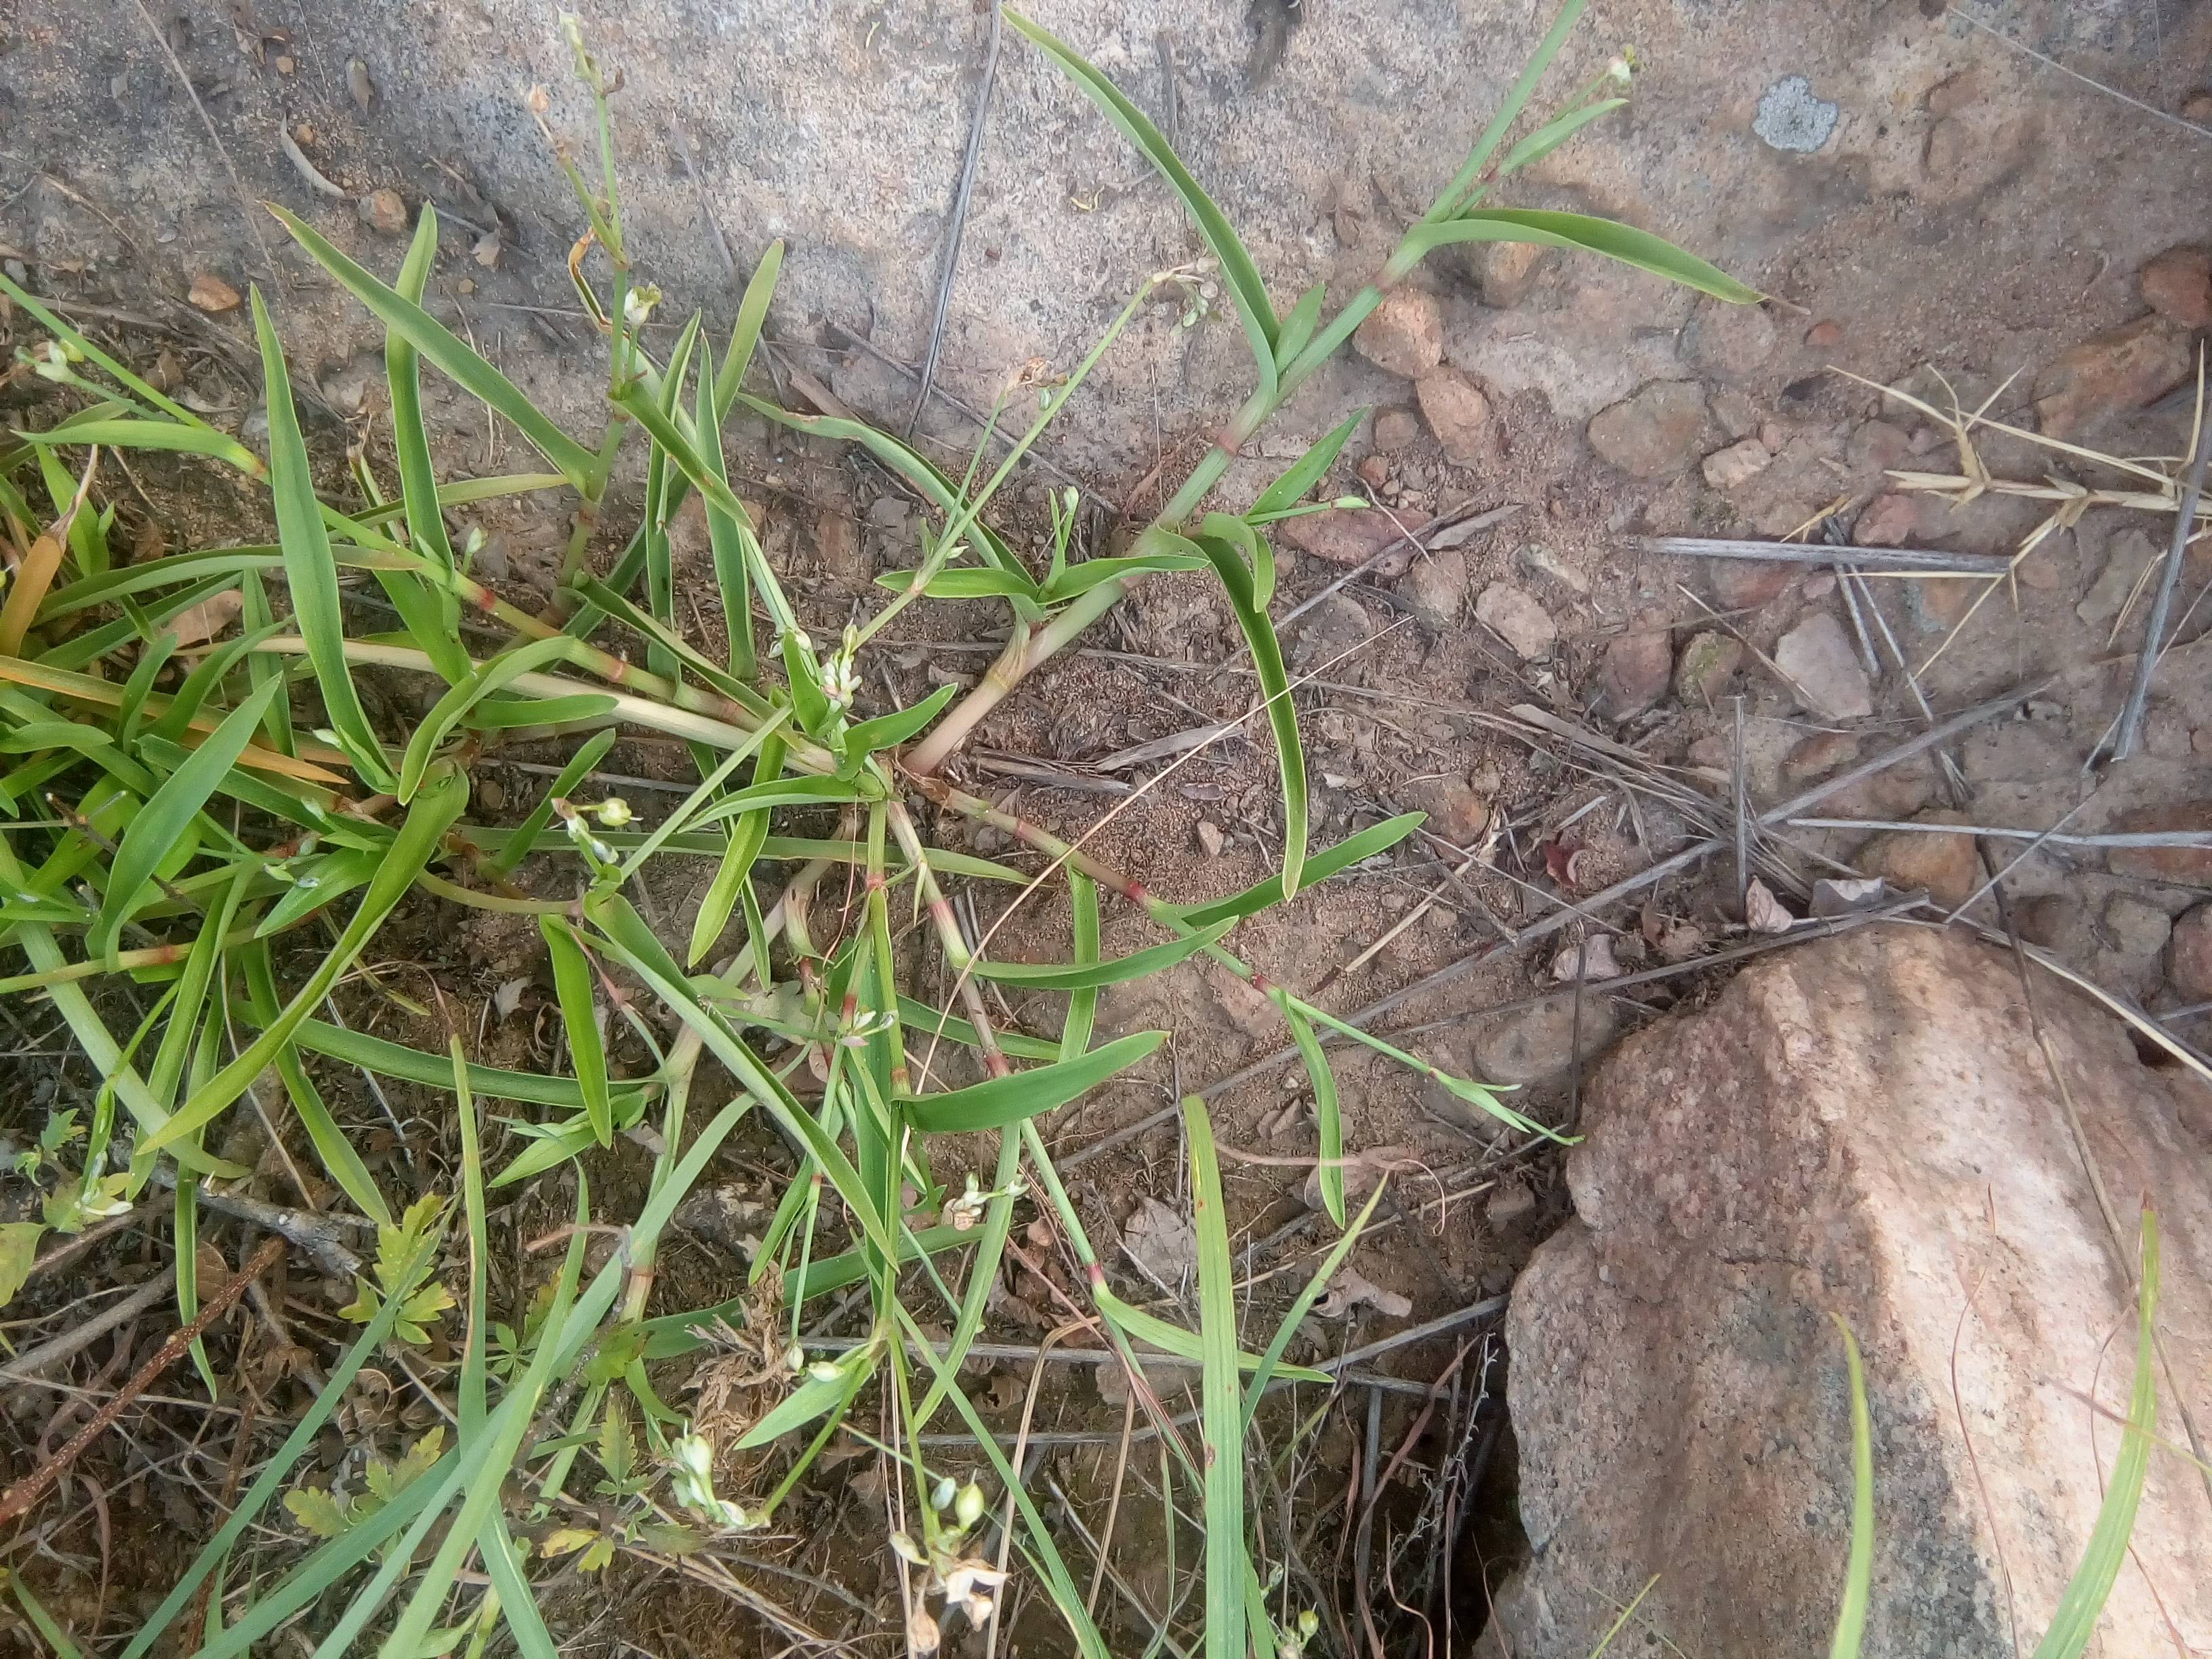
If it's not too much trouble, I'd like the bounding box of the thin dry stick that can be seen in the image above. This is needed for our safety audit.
[1084,1391,1139,1618]
[2111,383,2212,760]
[1635,534,2010,575]
[0,1235,285,1526]
[0,1276,171,1387]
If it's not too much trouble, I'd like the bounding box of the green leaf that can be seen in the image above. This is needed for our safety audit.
[1249,412,1361,520]
[1498,97,1627,175]
[1038,550,1210,604]
[1168,813,1422,929]
[1280,998,1343,1225]
[1191,533,1307,897]
[970,918,1235,989]
[251,287,396,792]
[687,736,781,968]
[1061,870,1100,1062]
[842,683,957,758]
[2029,1209,2160,1659]
[1827,1315,1875,1659]
[90,678,281,957]
[0,1221,43,1309]
[872,566,1042,601]
[243,943,394,1224]
[1406,209,1760,304]
[714,241,784,411]
[540,917,613,1147]
[694,340,756,680]
[281,1017,650,1114]
[734,1359,867,1450]
[1006,10,1277,396]
[1242,1181,1385,1427]
[14,417,261,473]
[398,636,577,802]
[383,205,470,684]
[894,997,1063,1062]
[684,773,870,831]
[268,205,599,486]
[1423,0,1589,222]
[903,1029,1167,1134]
[1183,1094,1246,1659]
[1273,283,1326,371]
[491,728,617,874]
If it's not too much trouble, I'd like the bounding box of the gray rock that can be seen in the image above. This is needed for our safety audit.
[1352,286,1444,380]
[1679,301,1778,382]
[1600,628,1673,718]
[1516,542,1590,596]
[2167,904,2212,1001]
[2076,529,2159,630]
[1701,436,1772,491]
[1586,381,1711,478]
[1287,592,1372,668]
[1674,630,1743,707]
[1414,367,1494,464]
[1398,544,1467,630]
[2102,893,2172,960]
[1752,75,1839,152]
[1774,611,1872,719]
[1474,581,1558,660]
[1469,992,1619,1088]
[1494,927,2212,1658]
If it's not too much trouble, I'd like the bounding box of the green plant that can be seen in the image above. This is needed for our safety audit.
[0,2,1746,1652]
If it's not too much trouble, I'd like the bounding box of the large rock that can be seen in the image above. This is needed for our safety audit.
[2033,316,2194,438]
[1586,381,1711,478]
[1494,926,2212,1658]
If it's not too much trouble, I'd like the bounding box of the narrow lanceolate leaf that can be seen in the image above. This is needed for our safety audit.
[90,678,281,958]
[1249,412,1362,520]
[1498,97,1627,176]
[1273,282,1326,373]
[1038,550,1210,603]
[1193,533,1308,897]
[714,240,784,412]
[1826,1315,1875,1659]
[842,683,958,760]
[969,918,1235,990]
[1168,813,1424,928]
[1006,10,1277,397]
[1279,998,1344,1225]
[2030,1209,2160,1659]
[1243,1181,1385,1427]
[1406,210,1761,304]
[144,766,468,1155]
[540,917,613,1147]
[384,204,470,682]
[251,288,397,792]
[268,207,599,486]
[1061,870,1101,1062]
[398,636,577,802]
[902,1029,1167,1134]
[1183,1094,1248,1659]
[1424,0,1589,222]
[695,338,756,679]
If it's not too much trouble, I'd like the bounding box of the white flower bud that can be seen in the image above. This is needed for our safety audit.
[954,1481,987,1530]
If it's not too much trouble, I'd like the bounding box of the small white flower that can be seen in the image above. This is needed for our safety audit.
[953,1481,987,1530]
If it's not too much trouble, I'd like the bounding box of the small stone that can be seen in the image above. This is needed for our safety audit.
[1408,774,1492,847]
[348,57,375,110]
[1599,628,1673,718]
[2034,316,2193,440]
[2102,895,2172,961]
[1753,75,1838,152]
[358,188,409,236]
[2107,803,2212,886]
[1904,578,1978,636]
[2076,529,2158,629]
[1805,319,1844,348]
[1854,493,1921,547]
[1701,437,1772,491]
[1925,66,1982,116]
[1485,1184,1538,1228]
[188,272,241,313]
[1287,592,1372,668]
[1586,381,1711,478]
[1712,388,1759,441]
[2014,893,2078,950]
[2016,543,2064,590]
[1475,581,1557,660]
[1466,239,1551,308]
[1399,544,1468,630]
[1679,302,1777,383]
[1353,286,1444,380]
[1517,543,1589,595]
[1276,504,1404,567]
[1415,367,1495,465]
[1708,558,1794,609]
[1847,420,1910,474]
[2167,905,2212,1001]
[1784,729,1861,781]
[1373,408,1421,451]
[1195,820,1225,858]
[2139,246,2212,331]
[1775,612,1872,719]
[1356,453,1391,489]
[867,495,913,530]
[1673,631,1743,707]
[477,778,506,811]
[1468,993,1618,1086]
[2184,91,2212,124]
[1857,813,1980,908]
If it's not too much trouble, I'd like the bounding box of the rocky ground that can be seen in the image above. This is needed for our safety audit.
[5,0,2211,1652]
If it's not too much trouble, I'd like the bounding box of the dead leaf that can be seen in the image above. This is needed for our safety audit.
[1811,876,1890,918]
[1550,934,1620,983]
[1118,1195,1197,1288]
[188,273,242,314]
[472,229,504,269]
[983,1370,1024,1411]
[1657,919,1708,963]
[164,588,243,647]
[1744,878,1795,935]
[493,977,530,1021]
[1314,1265,1412,1319]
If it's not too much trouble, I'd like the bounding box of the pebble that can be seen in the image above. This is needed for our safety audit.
[1712,388,1760,441]
[1485,1184,1537,1229]
[813,508,869,588]
[1775,612,1872,719]
[2139,246,2212,331]
[1708,558,1794,609]
[2076,529,2158,629]
[1356,453,1391,489]
[1414,367,1495,465]
[1195,820,1225,857]
[1586,381,1711,478]
[1846,419,1910,474]
[1398,544,1468,630]
[1352,286,1444,380]
[1275,505,1405,568]
[1853,493,1921,547]
[1805,320,1844,349]
[1784,729,1861,781]
[1599,626,1673,718]
[2167,905,2212,1001]
[1856,813,1980,908]
[2184,91,2212,124]
[866,495,913,530]
[188,272,241,313]
[478,778,506,811]
[2013,893,2077,950]
[1469,993,1619,1086]
[2102,894,2172,961]
[1701,437,1772,492]
[1517,542,1589,595]
[1408,774,1492,847]
[1673,631,1743,707]
[1466,239,1549,308]
[1474,581,1557,660]
[1679,301,1777,382]
[1287,592,1372,668]
[359,188,410,236]
[1903,579,1978,636]
[2107,803,2212,886]
[2033,316,2193,439]
[1372,408,1422,452]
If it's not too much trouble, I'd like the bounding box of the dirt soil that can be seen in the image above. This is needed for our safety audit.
[4,0,2211,1653]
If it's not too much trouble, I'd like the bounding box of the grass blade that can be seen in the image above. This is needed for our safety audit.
[1168,814,1422,928]
[384,204,470,683]
[251,287,396,791]
[1182,1093,1247,1659]
[903,1029,1167,1133]
[540,916,613,1146]
[268,206,599,485]
[1242,1182,1385,1427]
[1424,0,1589,222]
[1405,210,1759,304]
[1278,998,1343,1225]
[1192,533,1307,897]
[1249,413,1361,520]
[2030,1208,2160,1659]
[969,918,1234,989]
[1826,1315,1875,1659]
[1006,10,1277,396]
[1061,870,1101,1061]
